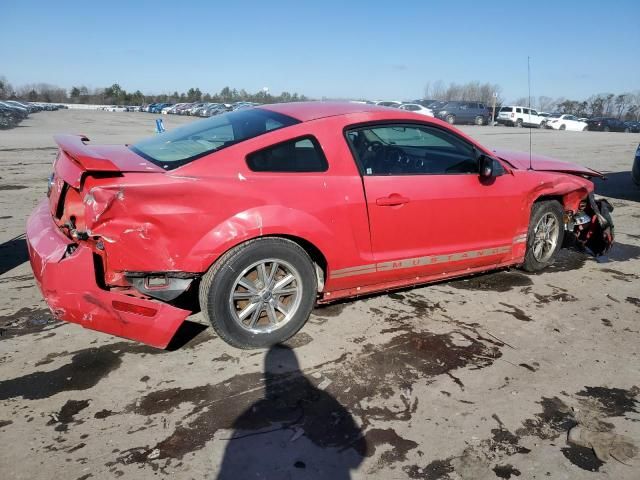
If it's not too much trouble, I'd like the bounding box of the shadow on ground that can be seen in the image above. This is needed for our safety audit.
[0,234,28,275]
[594,171,640,202]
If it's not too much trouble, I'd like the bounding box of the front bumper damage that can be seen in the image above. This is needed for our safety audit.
[26,200,190,348]
[569,194,615,256]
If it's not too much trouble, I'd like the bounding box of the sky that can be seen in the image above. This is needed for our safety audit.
[2,0,639,102]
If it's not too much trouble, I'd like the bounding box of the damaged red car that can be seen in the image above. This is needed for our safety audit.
[26,102,614,349]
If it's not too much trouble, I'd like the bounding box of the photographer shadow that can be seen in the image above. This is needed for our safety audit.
[216,344,366,480]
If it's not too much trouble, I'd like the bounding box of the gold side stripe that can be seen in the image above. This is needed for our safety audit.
[513,234,528,244]
[330,245,512,279]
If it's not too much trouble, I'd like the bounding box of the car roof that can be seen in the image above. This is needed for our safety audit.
[258,101,394,122]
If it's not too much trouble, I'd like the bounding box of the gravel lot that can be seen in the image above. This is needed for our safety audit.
[1,110,639,480]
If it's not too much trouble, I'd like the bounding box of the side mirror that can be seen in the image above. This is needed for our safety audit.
[479,154,494,178]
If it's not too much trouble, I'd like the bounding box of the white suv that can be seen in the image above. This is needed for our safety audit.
[497,106,545,128]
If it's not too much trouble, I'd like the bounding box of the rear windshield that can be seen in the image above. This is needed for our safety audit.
[131,108,300,169]
[500,107,513,112]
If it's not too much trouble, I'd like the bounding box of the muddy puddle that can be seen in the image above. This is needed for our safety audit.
[111,329,502,471]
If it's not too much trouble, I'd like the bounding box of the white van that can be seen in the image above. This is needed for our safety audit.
[497,106,545,128]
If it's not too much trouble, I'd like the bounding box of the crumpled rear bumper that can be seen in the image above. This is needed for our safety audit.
[26,199,190,348]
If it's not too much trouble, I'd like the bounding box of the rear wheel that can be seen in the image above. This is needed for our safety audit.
[515,119,523,128]
[559,124,566,130]
[624,127,630,133]
[199,237,317,349]
[475,116,484,126]
[446,114,455,125]
[522,201,565,272]
[604,126,610,132]
[582,126,588,131]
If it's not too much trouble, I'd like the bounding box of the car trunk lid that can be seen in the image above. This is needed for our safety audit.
[48,135,163,230]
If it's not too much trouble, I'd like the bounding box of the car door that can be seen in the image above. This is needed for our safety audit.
[530,109,542,127]
[345,123,526,283]
[564,115,579,131]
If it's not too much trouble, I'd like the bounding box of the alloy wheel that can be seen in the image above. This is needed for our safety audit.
[532,213,560,262]
[228,258,303,334]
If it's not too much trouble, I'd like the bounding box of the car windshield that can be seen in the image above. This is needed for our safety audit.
[131,108,300,169]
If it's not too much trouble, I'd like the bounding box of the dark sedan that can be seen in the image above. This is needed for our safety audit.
[633,144,640,186]
[625,121,640,133]
[586,117,630,132]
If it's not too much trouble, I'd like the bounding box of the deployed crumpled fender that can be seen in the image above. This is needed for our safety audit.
[575,194,615,256]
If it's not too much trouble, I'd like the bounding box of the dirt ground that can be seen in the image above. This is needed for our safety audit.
[1,110,639,480]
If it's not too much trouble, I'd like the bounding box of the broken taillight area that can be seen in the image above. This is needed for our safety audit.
[124,272,197,302]
[568,194,614,256]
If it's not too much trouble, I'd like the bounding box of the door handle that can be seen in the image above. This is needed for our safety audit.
[376,194,410,206]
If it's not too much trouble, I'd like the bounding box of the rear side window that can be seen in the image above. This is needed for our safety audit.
[130,108,300,169]
[500,107,513,112]
[246,136,328,172]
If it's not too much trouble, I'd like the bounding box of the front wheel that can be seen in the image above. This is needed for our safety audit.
[522,201,565,272]
[446,114,455,124]
[559,124,566,130]
[199,237,317,349]
[475,116,484,126]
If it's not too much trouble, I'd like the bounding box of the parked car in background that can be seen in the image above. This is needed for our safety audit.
[6,100,35,113]
[0,104,22,128]
[633,144,640,186]
[411,99,439,108]
[375,101,402,108]
[149,103,173,113]
[175,103,195,115]
[27,102,614,349]
[0,101,29,119]
[399,103,434,116]
[199,103,225,117]
[546,114,588,131]
[623,121,640,133]
[433,101,489,125]
[185,103,206,115]
[586,117,630,132]
[497,106,545,128]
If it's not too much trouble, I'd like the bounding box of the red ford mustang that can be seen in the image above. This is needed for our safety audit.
[26,102,614,349]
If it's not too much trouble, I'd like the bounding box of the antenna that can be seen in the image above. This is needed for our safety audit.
[528,56,533,170]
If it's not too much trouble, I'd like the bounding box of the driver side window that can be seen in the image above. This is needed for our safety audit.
[346,124,477,176]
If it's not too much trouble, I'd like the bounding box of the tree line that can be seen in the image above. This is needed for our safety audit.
[528,93,640,120]
[0,77,308,105]
[2,75,639,120]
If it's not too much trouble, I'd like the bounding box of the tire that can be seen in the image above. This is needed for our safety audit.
[559,124,566,130]
[539,122,546,129]
[474,116,484,126]
[604,126,610,132]
[515,119,523,128]
[522,201,565,272]
[624,128,630,133]
[582,126,588,131]
[199,237,317,349]
[446,114,455,125]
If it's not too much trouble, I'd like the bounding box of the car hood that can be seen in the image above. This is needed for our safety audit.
[493,149,604,178]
